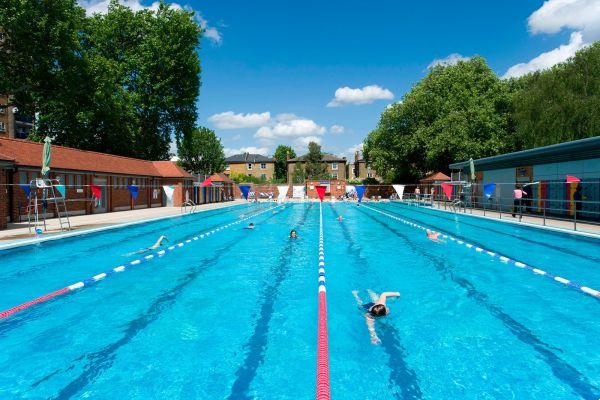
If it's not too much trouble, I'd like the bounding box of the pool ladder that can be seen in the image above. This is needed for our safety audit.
[27,178,71,234]
[181,200,197,214]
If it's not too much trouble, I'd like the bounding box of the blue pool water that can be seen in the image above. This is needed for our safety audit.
[0,202,599,399]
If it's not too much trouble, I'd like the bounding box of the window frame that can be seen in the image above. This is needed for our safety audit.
[331,162,338,171]
[247,163,253,171]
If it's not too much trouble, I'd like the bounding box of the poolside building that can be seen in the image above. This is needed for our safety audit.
[224,153,275,181]
[449,136,600,219]
[0,137,230,230]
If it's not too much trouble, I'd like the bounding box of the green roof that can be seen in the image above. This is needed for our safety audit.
[450,136,600,170]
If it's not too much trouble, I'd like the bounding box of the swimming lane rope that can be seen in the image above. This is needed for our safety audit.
[362,204,600,301]
[0,204,284,320]
[316,202,331,400]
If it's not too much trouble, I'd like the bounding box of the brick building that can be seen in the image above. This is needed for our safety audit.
[224,153,275,181]
[287,153,347,182]
[348,151,381,182]
[0,137,210,230]
[0,95,33,139]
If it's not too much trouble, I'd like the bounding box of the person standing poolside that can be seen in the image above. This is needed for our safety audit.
[512,185,527,217]
[352,290,400,344]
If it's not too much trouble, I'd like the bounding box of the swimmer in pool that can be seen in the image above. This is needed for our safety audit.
[337,215,343,221]
[290,229,298,239]
[131,235,168,255]
[245,223,255,230]
[426,229,444,243]
[352,289,400,344]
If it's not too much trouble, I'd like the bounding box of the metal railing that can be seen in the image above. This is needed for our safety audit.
[180,200,197,214]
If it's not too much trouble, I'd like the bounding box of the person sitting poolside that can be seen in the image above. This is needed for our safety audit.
[290,229,298,239]
[426,229,444,243]
[352,289,400,344]
[245,223,255,230]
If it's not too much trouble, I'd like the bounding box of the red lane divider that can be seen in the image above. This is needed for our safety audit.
[316,202,331,399]
[0,287,69,319]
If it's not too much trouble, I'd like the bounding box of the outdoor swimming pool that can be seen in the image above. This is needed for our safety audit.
[0,202,599,399]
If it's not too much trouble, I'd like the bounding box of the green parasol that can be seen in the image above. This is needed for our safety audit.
[41,136,52,177]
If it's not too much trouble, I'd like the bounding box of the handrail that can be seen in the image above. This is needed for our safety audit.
[180,200,197,214]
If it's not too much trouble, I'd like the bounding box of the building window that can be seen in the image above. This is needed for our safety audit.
[260,163,266,170]
[225,164,230,170]
[68,174,74,187]
[76,175,83,189]
[0,122,5,132]
[261,174,267,180]
[247,163,253,170]
[367,172,373,178]
[331,162,338,170]
[248,173,253,177]
[331,173,338,179]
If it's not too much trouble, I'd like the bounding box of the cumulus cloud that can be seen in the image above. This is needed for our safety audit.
[208,111,270,129]
[78,0,222,43]
[255,116,326,140]
[224,146,270,157]
[503,32,585,78]
[293,136,322,151]
[427,53,470,69]
[330,125,345,134]
[503,0,600,78]
[341,143,363,160]
[327,85,394,107]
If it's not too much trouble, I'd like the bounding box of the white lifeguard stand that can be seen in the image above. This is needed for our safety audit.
[27,178,71,234]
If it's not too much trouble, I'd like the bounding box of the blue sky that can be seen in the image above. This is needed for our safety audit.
[80,0,600,160]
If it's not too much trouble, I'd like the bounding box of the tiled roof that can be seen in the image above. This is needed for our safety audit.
[420,171,451,182]
[0,137,192,178]
[288,153,346,162]
[225,153,274,163]
[209,172,234,183]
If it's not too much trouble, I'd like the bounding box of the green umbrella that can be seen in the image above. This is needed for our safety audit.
[469,157,475,181]
[41,136,52,177]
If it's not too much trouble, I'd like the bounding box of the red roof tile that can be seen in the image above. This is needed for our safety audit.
[209,172,233,183]
[0,137,191,178]
[420,171,451,182]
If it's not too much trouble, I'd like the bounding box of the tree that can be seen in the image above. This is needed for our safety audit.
[364,56,514,182]
[177,127,225,174]
[1,0,201,160]
[291,163,307,183]
[304,141,328,180]
[510,42,600,148]
[273,145,296,180]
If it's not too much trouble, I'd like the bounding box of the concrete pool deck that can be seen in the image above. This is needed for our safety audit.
[0,200,248,243]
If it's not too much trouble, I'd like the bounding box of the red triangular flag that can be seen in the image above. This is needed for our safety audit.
[201,177,212,187]
[316,185,326,202]
[90,184,102,200]
[441,183,453,200]
[566,175,580,183]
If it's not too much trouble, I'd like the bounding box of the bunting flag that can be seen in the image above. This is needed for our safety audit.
[19,184,31,198]
[537,180,547,211]
[566,177,580,216]
[90,184,102,200]
[566,175,580,183]
[277,185,288,201]
[163,185,175,202]
[356,185,366,202]
[239,185,251,200]
[441,183,453,200]
[345,185,355,194]
[392,184,405,199]
[292,185,305,198]
[201,177,212,187]
[55,184,66,198]
[127,185,139,201]
[483,183,496,199]
[316,185,327,201]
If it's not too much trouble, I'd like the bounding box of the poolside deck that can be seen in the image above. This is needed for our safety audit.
[0,200,247,243]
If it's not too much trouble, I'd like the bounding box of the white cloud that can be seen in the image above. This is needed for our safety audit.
[427,53,470,69]
[293,136,322,151]
[208,111,270,129]
[503,0,600,78]
[330,125,345,134]
[78,0,222,43]
[503,32,585,78]
[327,85,394,107]
[341,143,363,161]
[224,146,270,157]
[255,116,326,140]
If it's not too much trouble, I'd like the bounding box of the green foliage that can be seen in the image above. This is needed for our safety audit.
[362,177,379,185]
[304,141,328,180]
[177,127,225,174]
[510,42,600,148]
[291,163,307,184]
[229,172,265,184]
[273,145,296,180]
[1,0,201,160]
[364,56,514,182]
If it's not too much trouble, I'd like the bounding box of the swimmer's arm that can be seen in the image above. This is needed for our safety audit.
[377,292,400,305]
[352,290,363,306]
[365,314,381,345]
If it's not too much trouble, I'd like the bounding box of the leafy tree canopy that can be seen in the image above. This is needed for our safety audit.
[177,127,225,174]
[304,141,328,180]
[273,145,296,180]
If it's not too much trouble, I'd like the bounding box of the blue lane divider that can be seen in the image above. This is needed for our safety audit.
[0,204,284,320]
[363,204,600,301]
